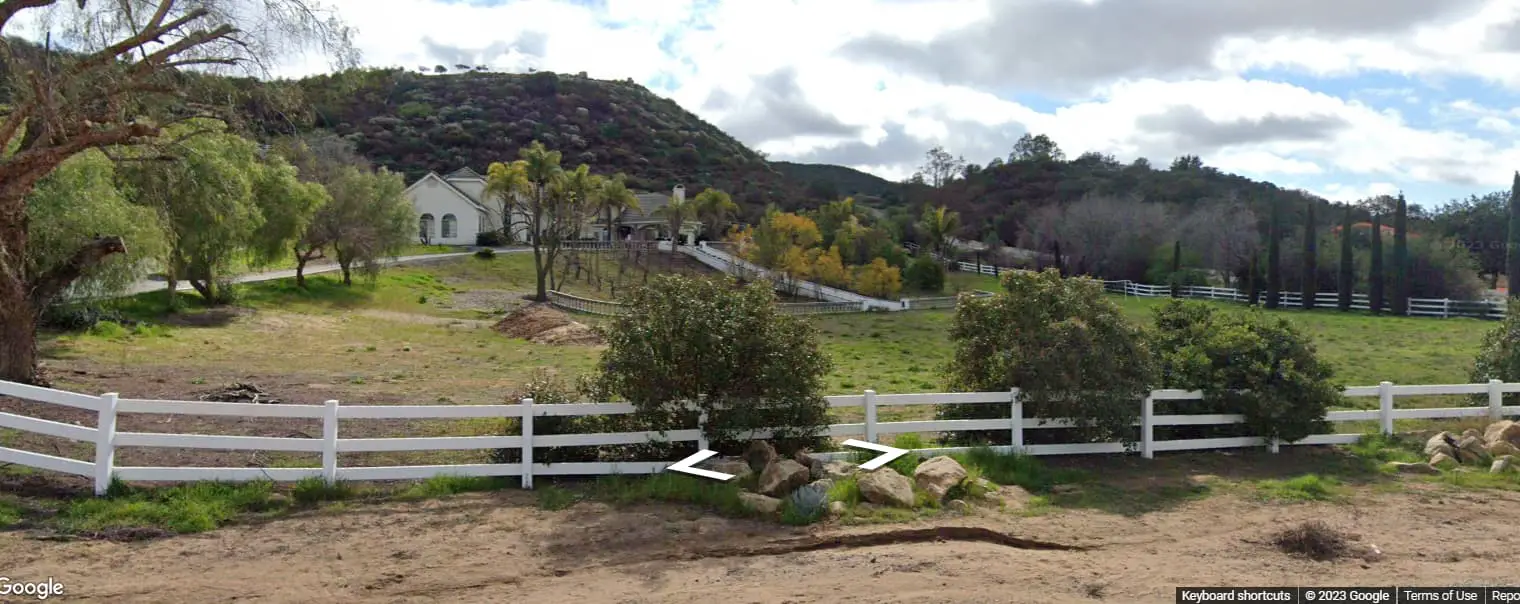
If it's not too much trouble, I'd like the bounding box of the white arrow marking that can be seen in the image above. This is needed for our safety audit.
[843,439,909,471]
[664,449,734,481]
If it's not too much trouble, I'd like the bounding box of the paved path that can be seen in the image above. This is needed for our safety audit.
[123,247,531,297]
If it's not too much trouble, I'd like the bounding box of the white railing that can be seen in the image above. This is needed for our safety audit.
[547,290,869,316]
[557,240,659,253]
[5,378,1520,495]
[681,243,900,310]
[547,290,626,316]
[1104,281,1506,320]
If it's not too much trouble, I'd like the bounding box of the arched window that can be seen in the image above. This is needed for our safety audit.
[419,214,435,242]
[442,214,457,238]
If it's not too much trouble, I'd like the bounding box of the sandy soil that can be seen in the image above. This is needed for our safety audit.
[2,486,1515,604]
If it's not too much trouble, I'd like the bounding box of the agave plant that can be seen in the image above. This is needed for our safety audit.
[786,483,830,520]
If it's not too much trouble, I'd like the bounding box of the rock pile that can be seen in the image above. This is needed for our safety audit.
[707,440,1001,518]
[1411,420,1520,474]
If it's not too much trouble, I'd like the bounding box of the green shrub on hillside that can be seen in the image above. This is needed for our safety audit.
[1149,300,1339,443]
[594,274,832,454]
[903,255,946,292]
[939,268,1154,445]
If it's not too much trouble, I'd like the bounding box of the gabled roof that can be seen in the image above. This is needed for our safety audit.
[444,167,484,182]
[404,172,488,214]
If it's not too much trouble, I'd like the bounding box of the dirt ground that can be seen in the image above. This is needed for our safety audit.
[1,484,1515,604]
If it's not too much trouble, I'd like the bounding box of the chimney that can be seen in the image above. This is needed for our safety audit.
[673,184,685,205]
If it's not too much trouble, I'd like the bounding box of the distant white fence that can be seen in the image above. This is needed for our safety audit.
[1105,280,1506,320]
[4,378,1519,495]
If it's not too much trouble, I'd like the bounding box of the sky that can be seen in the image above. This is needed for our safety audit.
[16,0,1520,206]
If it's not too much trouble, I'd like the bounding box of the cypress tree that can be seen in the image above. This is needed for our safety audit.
[1338,203,1354,311]
[1302,200,1317,310]
[1391,193,1409,315]
[1369,212,1384,314]
[1247,252,1261,305]
[1266,199,1282,309]
[1508,172,1520,298]
[1052,240,1063,277]
[1170,240,1181,298]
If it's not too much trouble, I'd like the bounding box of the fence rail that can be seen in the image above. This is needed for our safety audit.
[4,378,1519,495]
[1104,280,1506,320]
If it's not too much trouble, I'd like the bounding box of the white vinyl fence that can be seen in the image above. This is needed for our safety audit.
[1106,280,1505,320]
[5,378,1520,496]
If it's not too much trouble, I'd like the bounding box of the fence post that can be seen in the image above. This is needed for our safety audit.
[1140,394,1154,460]
[860,300,869,312]
[864,389,878,444]
[521,397,535,489]
[322,400,339,484]
[1489,379,1504,421]
[697,406,709,451]
[93,392,119,496]
[1378,381,1395,435]
[1009,388,1023,452]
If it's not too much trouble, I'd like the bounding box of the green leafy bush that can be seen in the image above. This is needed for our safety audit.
[903,255,946,292]
[1471,298,1520,404]
[1149,299,1339,443]
[474,248,496,259]
[939,269,1154,445]
[476,230,507,246]
[595,275,833,454]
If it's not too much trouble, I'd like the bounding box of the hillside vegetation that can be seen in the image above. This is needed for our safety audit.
[199,68,803,216]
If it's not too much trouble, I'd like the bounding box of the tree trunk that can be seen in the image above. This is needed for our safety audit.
[341,261,353,286]
[0,283,37,384]
[295,256,308,288]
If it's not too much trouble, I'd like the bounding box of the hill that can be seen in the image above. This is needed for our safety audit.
[771,161,905,204]
[204,68,809,217]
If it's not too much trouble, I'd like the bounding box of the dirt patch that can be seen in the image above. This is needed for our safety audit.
[199,382,284,404]
[4,488,1520,603]
[357,309,493,329]
[492,303,602,346]
[447,289,530,313]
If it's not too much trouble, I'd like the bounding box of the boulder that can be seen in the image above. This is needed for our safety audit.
[1386,461,1440,475]
[1424,432,1457,459]
[857,468,916,508]
[913,456,969,501]
[808,478,834,493]
[994,485,1033,511]
[973,477,1000,497]
[815,460,858,480]
[792,448,817,469]
[757,459,811,497]
[946,499,971,513]
[1429,452,1458,469]
[1484,420,1520,448]
[738,492,781,514]
[1488,441,1520,457]
[1456,436,1490,464]
[828,500,847,516]
[704,458,754,482]
[743,440,777,473]
[1492,455,1515,474]
[1462,428,1482,441]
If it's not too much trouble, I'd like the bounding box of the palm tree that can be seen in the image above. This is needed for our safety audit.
[486,140,563,301]
[693,188,738,241]
[594,173,640,244]
[918,205,961,258]
[654,192,696,247]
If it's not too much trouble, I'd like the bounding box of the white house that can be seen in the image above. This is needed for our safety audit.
[405,167,702,245]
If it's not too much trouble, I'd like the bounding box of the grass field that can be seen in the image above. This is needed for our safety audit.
[56,252,1496,404]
